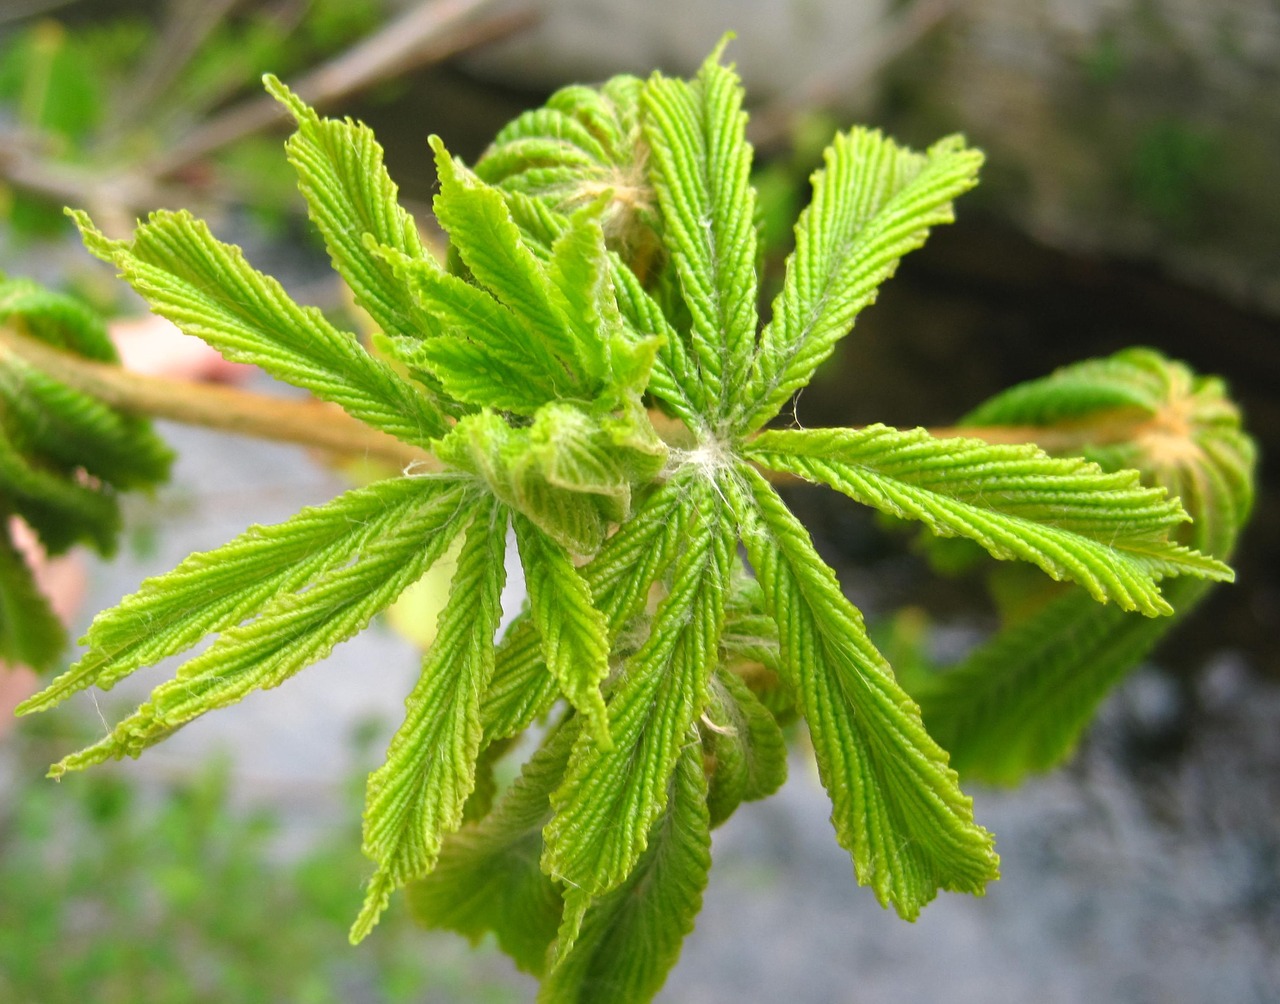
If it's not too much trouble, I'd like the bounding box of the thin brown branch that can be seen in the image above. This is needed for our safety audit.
[926,412,1159,453]
[0,322,436,470]
[0,0,75,26]
[146,0,536,180]
[0,0,536,231]
[113,0,244,133]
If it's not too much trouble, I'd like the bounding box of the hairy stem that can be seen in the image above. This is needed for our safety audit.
[0,322,435,469]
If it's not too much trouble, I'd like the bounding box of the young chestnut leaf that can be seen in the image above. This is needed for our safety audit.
[13,42,1250,1002]
[911,350,1255,783]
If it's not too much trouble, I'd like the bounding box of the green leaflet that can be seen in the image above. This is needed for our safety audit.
[0,527,66,671]
[913,349,1256,782]
[514,514,612,748]
[741,129,983,433]
[431,138,602,395]
[543,476,731,900]
[71,209,447,446]
[0,356,172,490]
[434,404,665,555]
[702,664,788,828]
[394,255,566,413]
[409,721,577,976]
[641,44,758,422]
[544,743,712,1002]
[0,431,121,556]
[475,74,660,270]
[746,425,1232,617]
[24,478,477,774]
[267,76,436,346]
[608,254,703,433]
[20,476,472,712]
[480,478,688,744]
[0,278,172,556]
[728,463,999,918]
[354,496,507,941]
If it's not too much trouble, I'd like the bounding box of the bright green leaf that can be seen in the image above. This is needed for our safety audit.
[514,514,612,748]
[481,476,690,744]
[408,721,576,976]
[641,44,758,421]
[354,496,507,941]
[741,130,982,432]
[431,137,596,391]
[71,209,446,446]
[267,76,436,345]
[543,743,711,1001]
[728,463,999,919]
[747,424,1231,616]
[543,476,731,898]
[21,476,474,717]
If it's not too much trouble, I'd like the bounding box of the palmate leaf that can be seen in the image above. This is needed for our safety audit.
[740,129,983,433]
[746,425,1232,616]
[911,350,1256,782]
[728,463,999,918]
[14,47,1251,1003]
[545,743,712,1002]
[71,209,447,446]
[542,476,732,902]
[354,496,507,942]
[641,43,758,423]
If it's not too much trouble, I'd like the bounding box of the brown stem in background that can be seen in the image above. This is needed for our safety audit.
[927,412,1160,453]
[0,0,537,236]
[146,0,536,180]
[0,323,435,470]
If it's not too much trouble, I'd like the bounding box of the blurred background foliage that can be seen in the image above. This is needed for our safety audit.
[0,711,527,1003]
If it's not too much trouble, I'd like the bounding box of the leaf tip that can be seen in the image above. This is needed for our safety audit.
[263,74,312,124]
[350,871,393,944]
[66,208,118,261]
